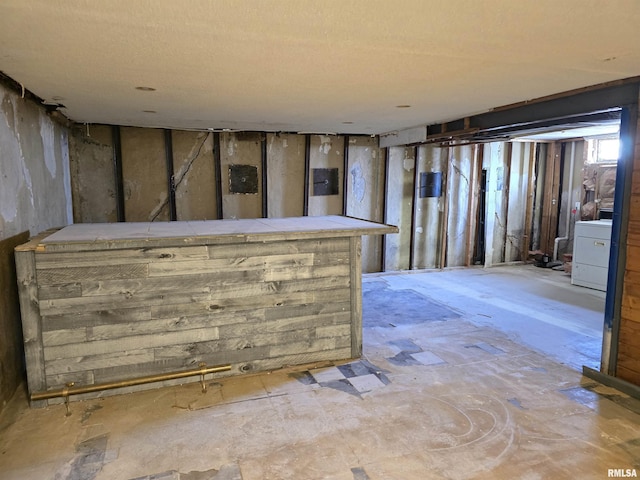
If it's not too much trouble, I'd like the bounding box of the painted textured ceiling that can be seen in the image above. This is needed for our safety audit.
[0,0,639,134]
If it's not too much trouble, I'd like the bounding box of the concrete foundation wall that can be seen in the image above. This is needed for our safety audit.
[172,131,217,221]
[446,145,475,267]
[308,135,344,216]
[121,127,169,222]
[346,136,384,273]
[413,145,446,269]
[221,132,263,219]
[267,133,305,218]
[0,83,72,410]
[69,125,117,223]
[384,146,415,271]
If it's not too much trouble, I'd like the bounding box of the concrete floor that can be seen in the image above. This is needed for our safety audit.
[1,264,639,479]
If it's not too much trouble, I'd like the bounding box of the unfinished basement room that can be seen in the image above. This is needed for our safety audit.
[2,2,640,479]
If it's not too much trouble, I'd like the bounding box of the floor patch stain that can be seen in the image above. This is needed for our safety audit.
[289,371,317,385]
[388,338,423,353]
[293,361,391,394]
[321,379,362,397]
[387,351,423,366]
[130,464,242,480]
[67,434,108,480]
[559,386,600,410]
[81,404,103,424]
[464,342,506,355]
[363,284,460,328]
[351,466,371,479]
[507,398,526,410]
[411,350,446,366]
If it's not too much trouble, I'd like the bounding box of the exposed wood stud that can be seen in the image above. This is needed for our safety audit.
[261,133,268,218]
[501,142,513,262]
[409,146,419,269]
[440,147,451,269]
[464,145,478,266]
[343,135,349,216]
[381,147,390,271]
[164,129,177,221]
[522,143,537,259]
[213,132,223,219]
[111,126,125,222]
[540,142,561,255]
[303,135,311,216]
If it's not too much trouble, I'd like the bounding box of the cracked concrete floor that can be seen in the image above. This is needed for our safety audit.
[1,265,639,479]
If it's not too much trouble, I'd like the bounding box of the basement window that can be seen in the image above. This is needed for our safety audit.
[586,137,620,163]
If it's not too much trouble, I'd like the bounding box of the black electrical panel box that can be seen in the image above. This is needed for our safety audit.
[419,171,442,198]
[229,164,259,194]
[313,168,339,196]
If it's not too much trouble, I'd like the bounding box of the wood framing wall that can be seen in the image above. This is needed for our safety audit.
[70,128,538,274]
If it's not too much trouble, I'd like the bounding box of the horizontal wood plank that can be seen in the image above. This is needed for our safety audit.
[45,348,156,376]
[39,290,211,316]
[38,282,82,300]
[35,246,210,268]
[616,365,640,386]
[147,253,314,277]
[41,308,152,331]
[37,264,149,284]
[43,327,220,361]
[618,319,640,349]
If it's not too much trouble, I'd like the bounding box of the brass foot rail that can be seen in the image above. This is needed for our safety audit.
[30,363,232,415]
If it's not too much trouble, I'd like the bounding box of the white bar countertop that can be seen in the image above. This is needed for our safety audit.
[34,216,398,252]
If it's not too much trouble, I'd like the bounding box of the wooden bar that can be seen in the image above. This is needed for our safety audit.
[15,216,396,405]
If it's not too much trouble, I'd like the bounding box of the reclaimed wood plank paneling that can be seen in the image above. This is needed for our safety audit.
[15,216,395,405]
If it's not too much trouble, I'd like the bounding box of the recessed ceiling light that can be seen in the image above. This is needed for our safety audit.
[142,110,156,113]
[135,86,156,91]
[342,121,354,124]
[396,104,411,108]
